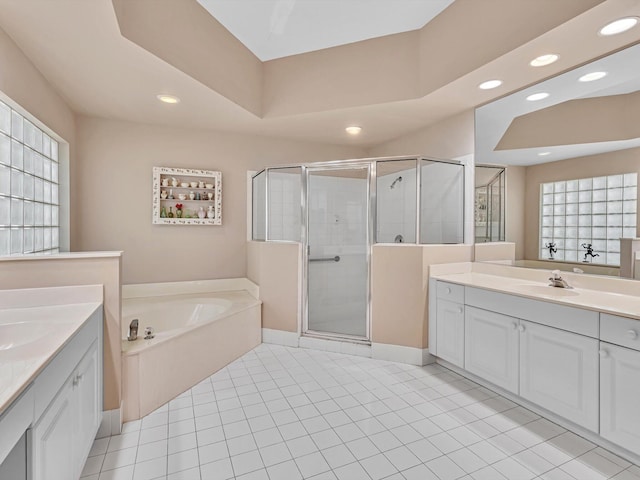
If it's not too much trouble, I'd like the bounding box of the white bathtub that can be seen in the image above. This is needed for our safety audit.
[122,294,234,351]
[120,280,261,421]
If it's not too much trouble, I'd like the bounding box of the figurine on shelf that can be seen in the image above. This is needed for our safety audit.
[168,207,174,218]
[171,177,178,187]
[161,190,167,199]
[195,192,201,200]
[207,192,213,200]
[160,206,167,218]
[189,191,195,200]
[168,189,174,200]
[161,178,168,187]
[175,203,183,218]
[198,180,205,188]
[198,206,206,219]
[207,205,215,219]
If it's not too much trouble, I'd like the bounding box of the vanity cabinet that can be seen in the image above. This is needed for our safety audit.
[599,313,640,456]
[152,166,222,225]
[30,326,102,480]
[464,306,519,394]
[520,320,599,431]
[434,282,465,367]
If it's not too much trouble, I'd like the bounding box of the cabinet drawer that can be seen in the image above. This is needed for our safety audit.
[601,314,640,352]
[465,287,598,337]
[436,281,464,303]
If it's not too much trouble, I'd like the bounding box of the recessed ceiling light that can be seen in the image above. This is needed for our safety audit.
[345,126,362,135]
[157,94,180,104]
[579,71,608,82]
[599,17,639,36]
[530,54,559,67]
[538,151,551,156]
[526,92,550,102]
[478,79,502,90]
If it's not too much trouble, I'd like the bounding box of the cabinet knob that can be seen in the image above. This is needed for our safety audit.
[518,325,525,332]
[511,322,518,330]
[599,349,609,358]
[626,329,638,340]
[445,287,451,294]
[457,307,463,314]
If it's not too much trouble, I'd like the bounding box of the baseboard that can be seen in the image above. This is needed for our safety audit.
[262,328,299,347]
[372,342,435,366]
[299,336,371,358]
[95,406,122,438]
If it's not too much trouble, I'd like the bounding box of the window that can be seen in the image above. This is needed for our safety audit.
[540,174,637,266]
[0,100,60,255]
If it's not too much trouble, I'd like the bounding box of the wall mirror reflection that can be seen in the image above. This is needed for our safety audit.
[475,43,640,277]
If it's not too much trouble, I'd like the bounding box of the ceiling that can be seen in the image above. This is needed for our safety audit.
[196,0,453,61]
[475,43,640,166]
[0,0,639,153]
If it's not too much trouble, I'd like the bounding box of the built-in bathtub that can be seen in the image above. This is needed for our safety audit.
[121,279,261,421]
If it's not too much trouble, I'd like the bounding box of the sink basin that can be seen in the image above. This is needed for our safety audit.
[512,284,580,297]
[0,321,52,351]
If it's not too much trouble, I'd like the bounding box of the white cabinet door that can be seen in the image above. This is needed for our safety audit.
[436,299,465,367]
[464,306,519,394]
[30,378,75,480]
[600,342,640,455]
[520,320,598,431]
[74,341,102,476]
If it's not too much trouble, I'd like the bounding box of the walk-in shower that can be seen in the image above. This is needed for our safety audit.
[251,157,465,343]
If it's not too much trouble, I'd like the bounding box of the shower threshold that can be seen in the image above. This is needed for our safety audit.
[301,331,371,346]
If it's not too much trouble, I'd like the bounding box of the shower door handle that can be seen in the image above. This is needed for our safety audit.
[309,256,341,263]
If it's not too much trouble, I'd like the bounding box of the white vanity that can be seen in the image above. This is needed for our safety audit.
[429,262,640,463]
[0,285,103,480]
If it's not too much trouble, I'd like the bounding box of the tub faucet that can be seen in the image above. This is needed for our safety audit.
[548,270,572,289]
[127,319,139,341]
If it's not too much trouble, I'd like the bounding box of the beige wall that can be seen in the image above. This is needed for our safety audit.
[506,166,526,260]
[524,147,640,260]
[75,116,365,284]
[367,110,474,159]
[0,256,122,411]
[371,244,473,349]
[0,24,78,247]
[247,241,300,333]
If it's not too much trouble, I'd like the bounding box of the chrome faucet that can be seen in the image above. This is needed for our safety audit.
[548,270,572,289]
[127,319,139,341]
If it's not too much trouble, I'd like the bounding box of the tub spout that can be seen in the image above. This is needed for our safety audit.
[127,319,139,341]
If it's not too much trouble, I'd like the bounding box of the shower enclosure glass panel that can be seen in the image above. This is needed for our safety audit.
[306,166,369,339]
[376,160,417,243]
[267,167,302,242]
[475,166,505,243]
[252,170,266,241]
[420,160,464,243]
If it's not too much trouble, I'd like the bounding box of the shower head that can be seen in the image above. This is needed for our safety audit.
[390,176,403,189]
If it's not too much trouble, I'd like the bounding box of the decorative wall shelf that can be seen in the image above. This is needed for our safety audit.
[152,167,222,225]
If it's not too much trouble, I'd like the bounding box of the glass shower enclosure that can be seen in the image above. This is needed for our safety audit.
[252,157,465,343]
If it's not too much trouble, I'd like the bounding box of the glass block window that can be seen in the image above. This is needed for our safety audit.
[0,100,60,255]
[540,173,637,266]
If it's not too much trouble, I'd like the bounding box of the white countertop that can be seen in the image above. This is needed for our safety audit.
[431,270,640,320]
[0,286,103,415]
[0,251,122,262]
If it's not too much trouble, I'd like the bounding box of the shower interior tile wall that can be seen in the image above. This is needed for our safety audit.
[377,167,417,243]
[268,171,301,242]
[421,163,465,244]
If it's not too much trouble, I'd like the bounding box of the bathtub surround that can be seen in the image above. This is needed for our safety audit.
[120,280,261,421]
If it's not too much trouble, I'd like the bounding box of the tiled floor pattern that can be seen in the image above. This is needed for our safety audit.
[82,344,640,480]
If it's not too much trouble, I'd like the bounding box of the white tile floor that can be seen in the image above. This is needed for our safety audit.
[82,344,640,480]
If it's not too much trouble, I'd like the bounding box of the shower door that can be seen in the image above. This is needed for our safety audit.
[305,165,370,341]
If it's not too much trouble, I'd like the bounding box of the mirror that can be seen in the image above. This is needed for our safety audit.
[475,43,640,276]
